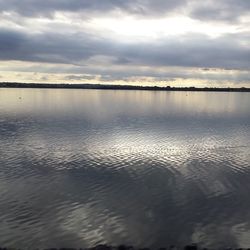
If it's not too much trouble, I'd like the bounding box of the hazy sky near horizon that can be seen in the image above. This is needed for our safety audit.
[0,0,249,87]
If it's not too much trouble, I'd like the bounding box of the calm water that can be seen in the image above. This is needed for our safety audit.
[0,88,250,249]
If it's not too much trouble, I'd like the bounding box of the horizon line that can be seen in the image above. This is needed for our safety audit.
[1,82,250,92]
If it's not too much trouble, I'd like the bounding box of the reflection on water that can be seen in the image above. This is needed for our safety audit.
[0,88,250,249]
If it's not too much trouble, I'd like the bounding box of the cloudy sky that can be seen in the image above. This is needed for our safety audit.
[0,0,249,87]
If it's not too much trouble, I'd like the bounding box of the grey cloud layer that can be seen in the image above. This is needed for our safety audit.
[189,0,250,22]
[0,0,249,22]
[0,28,249,70]
[0,0,186,17]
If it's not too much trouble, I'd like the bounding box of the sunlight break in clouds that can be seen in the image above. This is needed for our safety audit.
[0,0,249,87]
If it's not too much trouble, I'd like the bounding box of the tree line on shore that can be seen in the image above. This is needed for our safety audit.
[0,82,249,92]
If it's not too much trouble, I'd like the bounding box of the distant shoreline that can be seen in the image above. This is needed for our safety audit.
[1,82,250,92]
[0,245,246,250]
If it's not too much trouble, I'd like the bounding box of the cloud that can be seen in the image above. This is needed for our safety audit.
[0,28,112,64]
[189,0,250,22]
[0,0,249,23]
[64,74,96,81]
[0,28,249,71]
[0,0,249,86]
[0,0,187,17]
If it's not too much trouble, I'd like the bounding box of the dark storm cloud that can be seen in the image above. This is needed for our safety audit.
[0,28,249,70]
[0,0,186,17]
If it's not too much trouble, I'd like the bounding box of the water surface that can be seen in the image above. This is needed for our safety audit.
[0,88,250,249]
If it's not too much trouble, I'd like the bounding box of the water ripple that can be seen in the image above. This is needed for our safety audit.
[0,89,250,249]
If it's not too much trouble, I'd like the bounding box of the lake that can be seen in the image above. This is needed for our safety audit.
[0,88,250,249]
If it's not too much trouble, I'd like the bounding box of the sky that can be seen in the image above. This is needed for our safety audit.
[0,0,249,87]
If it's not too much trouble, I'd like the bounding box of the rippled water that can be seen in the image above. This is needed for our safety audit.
[0,88,250,249]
